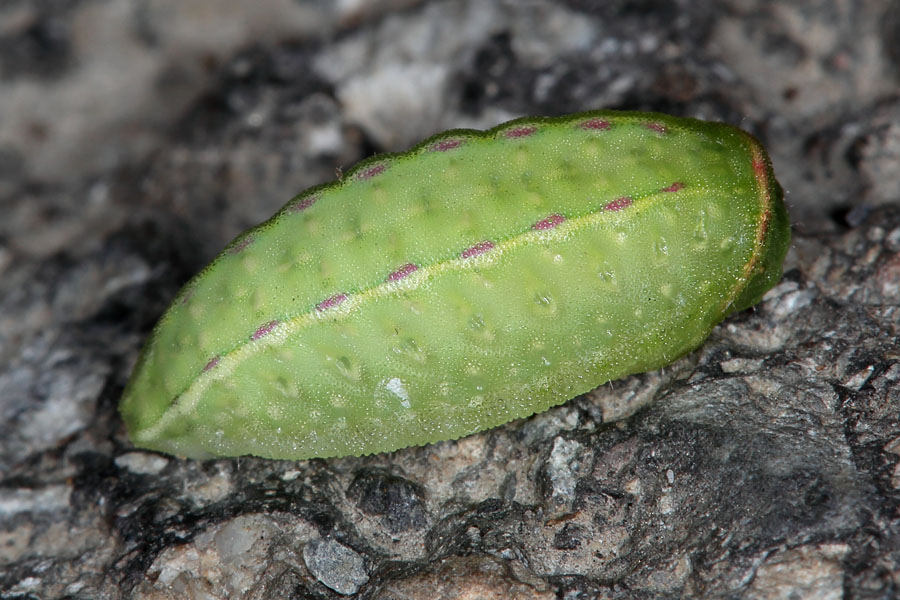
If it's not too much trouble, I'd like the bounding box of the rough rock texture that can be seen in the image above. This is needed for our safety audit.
[1,0,898,598]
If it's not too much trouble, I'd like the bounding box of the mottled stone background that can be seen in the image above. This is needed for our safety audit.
[1,1,899,598]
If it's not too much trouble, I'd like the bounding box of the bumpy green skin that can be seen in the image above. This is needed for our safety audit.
[120,110,789,460]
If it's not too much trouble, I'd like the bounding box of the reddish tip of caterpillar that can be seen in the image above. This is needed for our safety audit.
[251,320,280,341]
[289,195,318,212]
[605,197,633,211]
[579,118,611,131]
[643,122,667,134]
[202,356,220,373]
[316,293,348,312]
[661,182,684,192]
[357,164,387,180]
[430,139,464,152]
[752,159,767,178]
[532,214,565,230]
[387,263,419,281]
[228,236,254,254]
[505,126,538,139]
[461,240,495,259]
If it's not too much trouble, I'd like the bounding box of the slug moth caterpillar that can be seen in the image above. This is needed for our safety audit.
[120,110,790,460]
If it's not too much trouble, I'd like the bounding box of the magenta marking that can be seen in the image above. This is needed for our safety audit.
[579,118,611,131]
[605,197,633,211]
[387,263,419,282]
[505,126,538,139]
[643,122,667,134]
[289,195,318,212]
[180,290,193,305]
[461,240,495,259]
[227,236,254,254]
[251,320,280,341]
[202,356,220,373]
[357,164,386,180]
[532,214,565,231]
[316,293,348,312]
[430,139,464,152]
[661,182,684,192]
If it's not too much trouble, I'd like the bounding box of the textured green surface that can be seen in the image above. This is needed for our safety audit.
[120,110,790,460]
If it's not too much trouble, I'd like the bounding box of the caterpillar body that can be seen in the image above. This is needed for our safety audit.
[120,110,790,460]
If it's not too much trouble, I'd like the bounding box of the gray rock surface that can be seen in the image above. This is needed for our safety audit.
[303,538,369,595]
[1,0,898,598]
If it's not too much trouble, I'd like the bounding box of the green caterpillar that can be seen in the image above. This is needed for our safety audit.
[120,110,789,460]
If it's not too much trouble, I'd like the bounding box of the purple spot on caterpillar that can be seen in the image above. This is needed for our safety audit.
[180,290,193,305]
[202,356,220,373]
[605,197,633,211]
[251,320,280,341]
[357,164,386,180]
[316,293,347,312]
[387,263,419,281]
[643,122,667,134]
[579,118,611,131]
[461,240,495,259]
[661,182,684,192]
[289,195,318,212]
[505,126,538,139]
[228,236,254,254]
[430,139,464,152]
[532,214,565,230]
